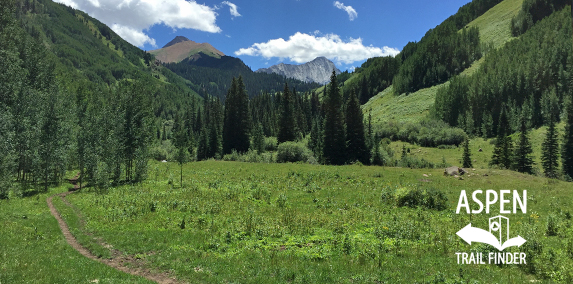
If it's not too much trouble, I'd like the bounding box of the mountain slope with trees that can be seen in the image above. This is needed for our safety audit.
[15,0,201,120]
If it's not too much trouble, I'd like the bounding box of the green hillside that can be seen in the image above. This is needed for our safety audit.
[466,0,524,48]
[18,0,201,119]
[362,0,535,125]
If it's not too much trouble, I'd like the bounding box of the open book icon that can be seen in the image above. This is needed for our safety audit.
[456,223,526,251]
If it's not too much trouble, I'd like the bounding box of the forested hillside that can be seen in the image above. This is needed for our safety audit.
[15,0,200,120]
[340,0,506,99]
[432,5,571,137]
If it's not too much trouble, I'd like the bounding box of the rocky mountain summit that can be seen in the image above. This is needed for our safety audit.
[256,57,341,84]
[148,36,224,63]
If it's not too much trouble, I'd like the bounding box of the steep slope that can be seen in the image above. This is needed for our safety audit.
[16,0,201,119]
[256,57,341,84]
[364,0,527,124]
[149,36,224,63]
[466,0,524,48]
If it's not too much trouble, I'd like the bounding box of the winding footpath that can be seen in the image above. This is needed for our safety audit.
[47,173,182,284]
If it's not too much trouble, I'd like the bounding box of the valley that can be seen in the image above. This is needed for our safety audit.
[0,0,571,283]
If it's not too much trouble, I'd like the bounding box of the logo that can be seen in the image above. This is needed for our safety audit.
[456,216,526,251]
[454,190,528,265]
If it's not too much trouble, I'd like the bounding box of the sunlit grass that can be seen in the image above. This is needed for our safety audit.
[54,160,573,283]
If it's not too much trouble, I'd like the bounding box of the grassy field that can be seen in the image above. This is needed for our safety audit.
[0,184,153,284]
[2,159,562,283]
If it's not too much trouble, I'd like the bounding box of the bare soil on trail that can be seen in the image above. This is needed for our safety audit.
[47,173,183,284]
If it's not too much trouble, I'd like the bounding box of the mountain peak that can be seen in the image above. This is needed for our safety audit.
[149,37,225,63]
[256,57,341,84]
[163,36,192,48]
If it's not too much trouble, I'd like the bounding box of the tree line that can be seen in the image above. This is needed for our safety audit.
[1,0,155,198]
[163,70,374,171]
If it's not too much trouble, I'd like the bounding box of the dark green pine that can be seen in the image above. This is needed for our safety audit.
[345,90,370,164]
[322,70,347,165]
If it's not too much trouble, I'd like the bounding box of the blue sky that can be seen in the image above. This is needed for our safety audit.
[54,0,471,71]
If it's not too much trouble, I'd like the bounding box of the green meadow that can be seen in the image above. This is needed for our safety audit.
[2,159,567,283]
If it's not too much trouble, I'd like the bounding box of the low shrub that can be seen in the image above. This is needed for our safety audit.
[393,186,448,210]
[276,142,314,163]
[264,137,278,152]
[378,119,466,147]
[222,149,274,163]
[397,156,436,169]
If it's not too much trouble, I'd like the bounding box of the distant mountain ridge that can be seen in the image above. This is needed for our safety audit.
[149,36,224,63]
[256,57,341,84]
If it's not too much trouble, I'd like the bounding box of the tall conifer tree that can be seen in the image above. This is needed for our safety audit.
[542,114,560,178]
[345,90,369,164]
[277,83,297,143]
[322,70,346,165]
[462,137,472,168]
[223,76,250,154]
[513,114,534,174]
[490,105,513,169]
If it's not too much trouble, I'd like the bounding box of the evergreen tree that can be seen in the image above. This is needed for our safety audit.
[563,96,573,180]
[208,97,223,159]
[366,112,373,151]
[322,70,346,165]
[223,76,251,154]
[173,113,189,187]
[308,117,323,161]
[252,121,264,154]
[184,106,195,157]
[542,114,560,178]
[197,125,209,161]
[513,114,534,174]
[371,136,383,166]
[345,90,370,164]
[277,82,297,143]
[462,137,472,168]
[490,106,513,169]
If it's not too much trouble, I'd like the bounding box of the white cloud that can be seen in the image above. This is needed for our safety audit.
[55,0,78,8]
[52,0,223,47]
[333,1,357,21]
[221,1,241,17]
[111,24,156,48]
[235,32,399,64]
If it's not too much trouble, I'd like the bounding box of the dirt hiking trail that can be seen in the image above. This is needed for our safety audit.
[47,173,183,284]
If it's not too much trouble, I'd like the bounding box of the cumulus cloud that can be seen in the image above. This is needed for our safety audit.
[220,1,241,17]
[333,1,357,21]
[235,32,399,64]
[52,0,227,47]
